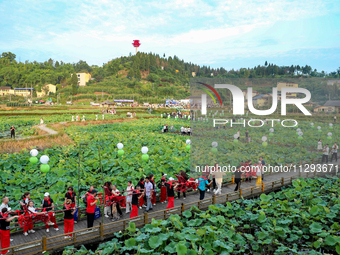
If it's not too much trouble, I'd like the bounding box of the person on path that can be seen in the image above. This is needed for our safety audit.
[130,186,142,219]
[165,177,177,209]
[41,192,59,233]
[81,185,94,208]
[95,115,98,121]
[125,181,134,214]
[112,185,123,218]
[177,171,188,200]
[149,174,157,206]
[331,142,338,162]
[63,199,75,238]
[65,187,77,209]
[144,177,153,212]
[214,163,225,196]
[260,157,265,181]
[237,130,240,140]
[234,167,242,192]
[86,190,98,229]
[322,144,329,164]
[334,116,337,123]
[0,208,19,254]
[137,178,146,209]
[159,173,167,204]
[10,125,15,139]
[40,118,44,125]
[256,162,262,187]
[82,115,85,122]
[317,139,323,151]
[197,175,212,200]
[102,114,105,120]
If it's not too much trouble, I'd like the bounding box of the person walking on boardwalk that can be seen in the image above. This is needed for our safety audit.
[0,208,19,254]
[149,174,157,206]
[130,186,142,218]
[41,192,59,233]
[317,139,322,151]
[197,175,212,200]
[165,177,177,209]
[10,125,15,139]
[260,157,265,181]
[331,142,338,162]
[137,178,146,209]
[322,144,329,164]
[159,173,167,204]
[234,166,242,192]
[63,199,75,238]
[256,162,262,187]
[125,181,134,214]
[86,190,98,229]
[144,177,153,212]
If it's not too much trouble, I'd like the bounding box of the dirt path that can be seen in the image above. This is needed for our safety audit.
[38,124,58,135]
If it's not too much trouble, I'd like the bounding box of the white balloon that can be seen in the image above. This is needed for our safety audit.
[317,126,321,130]
[141,146,148,154]
[30,149,38,157]
[329,123,333,127]
[298,132,303,136]
[262,136,267,142]
[40,155,49,164]
[186,139,191,145]
[117,143,124,150]
[212,141,218,148]
[269,128,274,133]
[311,123,314,126]
[233,134,239,139]
[297,128,301,132]
[328,132,332,136]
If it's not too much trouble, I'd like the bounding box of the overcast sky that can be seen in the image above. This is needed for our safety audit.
[0,0,339,72]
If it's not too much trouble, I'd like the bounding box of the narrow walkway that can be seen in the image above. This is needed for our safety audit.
[37,124,58,135]
[7,162,339,254]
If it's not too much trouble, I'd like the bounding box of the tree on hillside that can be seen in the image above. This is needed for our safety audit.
[136,69,141,79]
[71,73,78,95]
[265,61,268,66]
[127,68,135,78]
[145,57,150,71]
[1,52,16,62]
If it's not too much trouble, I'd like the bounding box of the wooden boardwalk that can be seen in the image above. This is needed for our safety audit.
[2,162,339,254]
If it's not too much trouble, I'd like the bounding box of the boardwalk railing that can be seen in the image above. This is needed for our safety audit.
[1,169,337,255]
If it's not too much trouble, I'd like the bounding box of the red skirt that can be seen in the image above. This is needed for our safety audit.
[167,197,174,209]
[151,191,156,204]
[0,229,10,254]
[139,196,145,207]
[160,187,167,202]
[130,205,138,218]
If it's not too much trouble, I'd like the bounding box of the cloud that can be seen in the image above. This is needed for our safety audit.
[0,0,339,72]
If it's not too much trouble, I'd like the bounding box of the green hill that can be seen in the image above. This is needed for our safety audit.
[0,51,340,104]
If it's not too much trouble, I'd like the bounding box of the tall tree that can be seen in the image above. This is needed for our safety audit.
[71,73,78,95]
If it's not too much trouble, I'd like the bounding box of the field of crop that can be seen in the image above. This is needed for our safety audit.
[0,107,160,138]
[0,111,338,212]
[0,118,190,211]
[190,114,338,170]
[63,177,340,255]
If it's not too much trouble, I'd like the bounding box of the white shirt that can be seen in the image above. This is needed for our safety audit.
[332,145,338,153]
[0,203,11,212]
[28,206,36,214]
[181,127,184,132]
[323,147,329,155]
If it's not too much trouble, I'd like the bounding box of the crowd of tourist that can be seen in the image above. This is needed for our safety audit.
[0,162,268,253]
